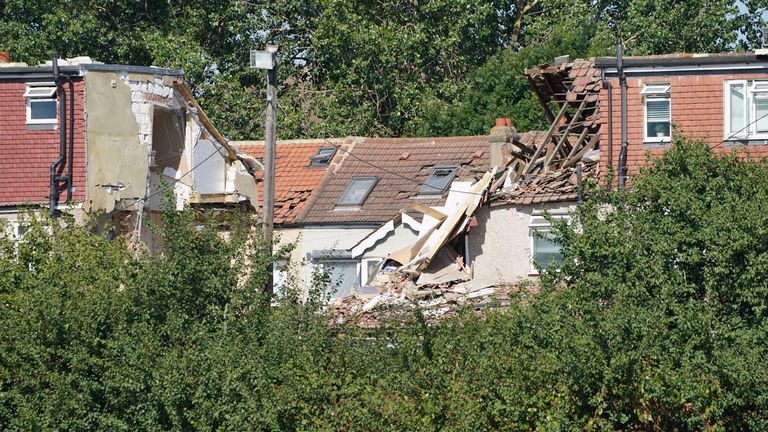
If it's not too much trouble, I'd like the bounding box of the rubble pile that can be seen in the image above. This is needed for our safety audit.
[329,281,530,328]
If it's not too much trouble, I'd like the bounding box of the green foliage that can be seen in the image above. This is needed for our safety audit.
[3,138,768,429]
[3,1,764,140]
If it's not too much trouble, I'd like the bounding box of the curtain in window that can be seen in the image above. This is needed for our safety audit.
[730,84,746,134]
[646,99,671,138]
[533,234,563,270]
[755,96,768,133]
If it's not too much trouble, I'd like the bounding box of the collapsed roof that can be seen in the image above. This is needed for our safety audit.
[330,58,603,326]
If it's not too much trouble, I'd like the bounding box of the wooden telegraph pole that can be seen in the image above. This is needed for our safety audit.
[251,45,278,295]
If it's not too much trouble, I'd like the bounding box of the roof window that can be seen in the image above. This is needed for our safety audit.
[337,176,378,207]
[419,166,457,195]
[309,147,336,167]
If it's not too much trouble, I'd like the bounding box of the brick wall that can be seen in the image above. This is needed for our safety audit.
[0,79,86,206]
[600,73,768,184]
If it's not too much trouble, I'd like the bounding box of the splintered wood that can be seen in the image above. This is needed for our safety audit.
[503,59,600,185]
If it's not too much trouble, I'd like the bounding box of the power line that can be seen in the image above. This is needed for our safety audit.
[713,110,768,150]
[118,144,225,211]
[318,137,489,197]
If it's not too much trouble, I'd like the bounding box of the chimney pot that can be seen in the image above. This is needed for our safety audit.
[0,52,9,64]
[495,118,506,127]
[505,118,512,127]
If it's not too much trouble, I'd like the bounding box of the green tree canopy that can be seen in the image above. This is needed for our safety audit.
[1,1,766,138]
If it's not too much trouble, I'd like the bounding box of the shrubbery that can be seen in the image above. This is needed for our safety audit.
[2,137,768,430]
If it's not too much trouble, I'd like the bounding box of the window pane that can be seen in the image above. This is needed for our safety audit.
[30,100,57,120]
[646,99,670,138]
[756,97,768,133]
[420,167,457,194]
[323,261,359,298]
[533,234,563,270]
[730,84,746,133]
[338,177,377,206]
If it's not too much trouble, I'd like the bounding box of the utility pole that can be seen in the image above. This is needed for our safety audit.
[251,45,278,295]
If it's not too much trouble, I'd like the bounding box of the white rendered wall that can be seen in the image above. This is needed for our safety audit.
[467,202,576,284]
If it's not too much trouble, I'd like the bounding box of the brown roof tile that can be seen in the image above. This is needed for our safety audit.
[300,136,491,224]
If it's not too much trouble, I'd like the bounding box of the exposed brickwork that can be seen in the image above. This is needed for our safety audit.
[0,79,86,206]
[600,73,768,183]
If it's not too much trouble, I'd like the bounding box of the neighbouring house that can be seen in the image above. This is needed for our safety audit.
[594,52,768,186]
[0,54,259,248]
[234,138,345,293]
[277,135,492,298]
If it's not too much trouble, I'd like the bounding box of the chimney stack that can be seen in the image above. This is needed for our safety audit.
[489,118,519,167]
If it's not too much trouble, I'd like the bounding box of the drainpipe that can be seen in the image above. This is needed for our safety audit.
[49,53,67,216]
[617,40,628,190]
[602,73,613,191]
[66,77,74,202]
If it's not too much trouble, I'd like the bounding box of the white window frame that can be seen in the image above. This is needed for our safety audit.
[529,215,569,275]
[24,83,58,125]
[642,83,671,143]
[360,257,384,287]
[724,79,768,140]
[725,80,749,138]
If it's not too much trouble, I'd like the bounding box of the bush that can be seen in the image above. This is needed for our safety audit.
[1,137,767,430]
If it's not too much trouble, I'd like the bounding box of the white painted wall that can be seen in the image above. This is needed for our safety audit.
[283,225,376,299]
[467,201,576,284]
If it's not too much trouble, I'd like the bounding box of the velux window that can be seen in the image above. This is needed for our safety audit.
[419,166,457,195]
[726,80,768,139]
[337,176,378,207]
[24,84,57,125]
[309,147,336,167]
[642,83,671,141]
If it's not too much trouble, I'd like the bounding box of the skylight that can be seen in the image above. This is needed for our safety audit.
[419,167,457,195]
[309,147,336,167]
[337,176,378,206]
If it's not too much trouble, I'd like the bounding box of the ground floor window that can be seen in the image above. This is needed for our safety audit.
[529,215,566,274]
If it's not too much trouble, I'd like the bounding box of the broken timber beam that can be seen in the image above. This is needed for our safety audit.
[543,98,588,171]
[524,102,569,175]
[526,75,556,124]
[410,202,448,221]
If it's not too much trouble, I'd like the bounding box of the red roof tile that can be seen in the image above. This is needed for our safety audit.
[234,139,342,225]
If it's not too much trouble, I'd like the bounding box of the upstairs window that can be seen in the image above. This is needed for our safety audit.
[24,84,57,125]
[642,83,671,142]
[309,147,336,167]
[726,80,768,139]
[337,176,378,207]
[419,166,457,195]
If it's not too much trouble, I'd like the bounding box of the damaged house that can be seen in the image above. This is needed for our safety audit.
[329,58,602,323]
[335,49,768,323]
[0,54,259,247]
[239,136,491,298]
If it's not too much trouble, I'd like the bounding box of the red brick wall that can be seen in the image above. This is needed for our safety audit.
[0,79,86,206]
[599,73,768,184]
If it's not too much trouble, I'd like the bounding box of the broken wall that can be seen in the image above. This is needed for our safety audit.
[84,70,189,213]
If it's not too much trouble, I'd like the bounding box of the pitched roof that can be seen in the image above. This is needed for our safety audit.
[234,139,343,225]
[299,136,490,224]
